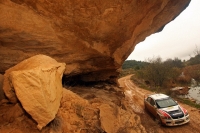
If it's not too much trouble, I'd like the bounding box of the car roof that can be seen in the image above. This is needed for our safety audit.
[149,93,169,100]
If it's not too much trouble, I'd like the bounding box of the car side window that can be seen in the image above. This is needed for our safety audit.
[150,98,155,106]
[147,97,151,103]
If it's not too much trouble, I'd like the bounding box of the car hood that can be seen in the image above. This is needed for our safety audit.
[161,105,180,112]
[160,105,184,118]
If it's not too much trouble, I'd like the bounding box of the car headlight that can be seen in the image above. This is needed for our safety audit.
[180,106,188,116]
[158,109,171,119]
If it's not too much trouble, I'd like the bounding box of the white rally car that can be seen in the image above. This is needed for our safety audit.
[144,93,190,126]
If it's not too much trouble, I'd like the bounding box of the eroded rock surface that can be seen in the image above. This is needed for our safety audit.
[0,84,146,133]
[58,86,146,133]
[99,103,145,133]
[3,54,66,129]
[0,0,190,83]
[0,74,5,101]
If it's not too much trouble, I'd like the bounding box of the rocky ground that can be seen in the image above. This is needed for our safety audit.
[0,79,145,133]
[1,74,200,133]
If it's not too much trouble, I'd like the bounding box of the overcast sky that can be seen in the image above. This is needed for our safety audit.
[127,0,200,61]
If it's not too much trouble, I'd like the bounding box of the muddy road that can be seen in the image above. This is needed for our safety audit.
[118,75,200,133]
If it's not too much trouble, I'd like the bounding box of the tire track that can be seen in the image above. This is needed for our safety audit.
[124,78,144,114]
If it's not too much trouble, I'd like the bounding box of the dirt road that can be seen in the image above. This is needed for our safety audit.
[118,75,200,133]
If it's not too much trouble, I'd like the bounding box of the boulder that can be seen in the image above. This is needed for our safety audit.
[0,0,191,83]
[3,54,66,130]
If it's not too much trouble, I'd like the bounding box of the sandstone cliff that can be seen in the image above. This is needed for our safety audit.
[0,0,191,83]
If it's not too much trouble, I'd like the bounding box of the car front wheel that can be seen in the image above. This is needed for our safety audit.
[157,115,164,126]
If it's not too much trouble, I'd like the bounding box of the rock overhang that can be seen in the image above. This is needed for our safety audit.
[0,0,191,83]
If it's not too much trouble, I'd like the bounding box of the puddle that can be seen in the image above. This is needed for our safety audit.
[177,87,200,104]
[187,87,200,104]
[124,89,144,114]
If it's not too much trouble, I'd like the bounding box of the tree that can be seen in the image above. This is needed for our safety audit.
[186,45,200,65]
[122,60,148,70]
[193,45,200,56]
[139,57,180,87]
[141,57,174,87]
[164,58,183,68]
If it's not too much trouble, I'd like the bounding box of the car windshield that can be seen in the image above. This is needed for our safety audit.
[155,97,177,108]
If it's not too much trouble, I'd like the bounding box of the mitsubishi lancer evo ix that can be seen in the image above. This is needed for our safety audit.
[144,93,190,126]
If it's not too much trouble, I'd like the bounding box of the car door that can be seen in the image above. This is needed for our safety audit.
[149,98,157,117]
[146,97,157,117]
